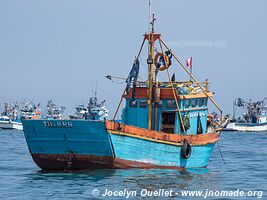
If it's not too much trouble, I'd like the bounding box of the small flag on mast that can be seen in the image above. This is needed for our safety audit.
[186,57,192,67]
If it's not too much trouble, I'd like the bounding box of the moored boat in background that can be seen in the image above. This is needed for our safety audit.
[224,98,267,132]
[69,93,108,120]
[0,102,23,130]
[46,100,65,119]
[86,93,109,121]
[20,99,42,120]
[69,104,87,119]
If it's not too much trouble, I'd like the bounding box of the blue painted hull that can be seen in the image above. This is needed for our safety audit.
[110,134,215,168]
[22,119,217,170]
[22,119,114,170]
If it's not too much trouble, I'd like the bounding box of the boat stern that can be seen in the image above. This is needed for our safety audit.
[22,119,115,170]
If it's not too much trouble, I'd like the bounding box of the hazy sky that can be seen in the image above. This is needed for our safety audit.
[0,0,266,117]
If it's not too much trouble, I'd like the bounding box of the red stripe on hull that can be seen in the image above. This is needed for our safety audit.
[113,158,183,171]
[31,154,114,170]
[31,154,184,171]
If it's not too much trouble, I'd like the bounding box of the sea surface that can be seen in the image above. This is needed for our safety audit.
[0,129,266,200]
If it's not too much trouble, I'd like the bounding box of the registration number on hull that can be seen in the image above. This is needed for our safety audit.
[43,121,73,128]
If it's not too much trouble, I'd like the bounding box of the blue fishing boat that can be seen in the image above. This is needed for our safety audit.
[22,13,222,170]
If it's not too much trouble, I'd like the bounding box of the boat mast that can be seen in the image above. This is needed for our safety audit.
[233,99,236,120]
[147,2,155,130]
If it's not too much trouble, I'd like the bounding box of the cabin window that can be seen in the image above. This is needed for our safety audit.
[153,100,163,108]
[129,99,138,107]
[140,100,148,108]
[185,100,190,108]
[203,98,207,106]
[161,112,175,133]
[166,100,177,108]
[198,98,204,107]
[191,99,197,107]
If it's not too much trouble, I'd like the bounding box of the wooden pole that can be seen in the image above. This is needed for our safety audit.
[147,33,155,130]
[112,89,126,121]
[147,15,156,130]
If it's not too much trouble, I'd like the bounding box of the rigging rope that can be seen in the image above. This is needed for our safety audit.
[217,141,226,165]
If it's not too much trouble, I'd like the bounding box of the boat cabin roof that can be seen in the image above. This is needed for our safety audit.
[124,83,213,100]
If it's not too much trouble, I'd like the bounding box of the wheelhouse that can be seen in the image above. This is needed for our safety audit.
[121,81,213,135]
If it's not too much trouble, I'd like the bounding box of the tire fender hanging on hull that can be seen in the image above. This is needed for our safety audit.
[180,140,191,159]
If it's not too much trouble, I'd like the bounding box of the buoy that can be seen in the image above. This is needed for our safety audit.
[155,52,170,71]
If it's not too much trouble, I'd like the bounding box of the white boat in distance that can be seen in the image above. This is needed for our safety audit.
[0,102,23,130]
[0,116,23,130]
[0,100,42,131]
[224,98,267,132]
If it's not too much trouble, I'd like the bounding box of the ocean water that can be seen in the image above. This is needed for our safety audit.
[0,129,266,200]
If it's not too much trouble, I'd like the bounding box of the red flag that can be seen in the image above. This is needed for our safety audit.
[186,57,192,67]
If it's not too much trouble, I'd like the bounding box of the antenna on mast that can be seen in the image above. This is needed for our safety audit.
[95,83,98,98]
[148,0,156,33]
[148,0,152,32]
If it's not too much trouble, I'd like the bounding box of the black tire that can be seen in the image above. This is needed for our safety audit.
[181,141,191,159]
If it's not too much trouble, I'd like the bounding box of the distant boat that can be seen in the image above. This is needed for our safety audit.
[0,116,23,130]
[69,94,108,121]
[86,95,109,121]
[46,100,65,119]
[0,100,42,131]
[69,104,87,119]
[20,99,42,120]
[0,102,23,130]
[22,11,222,170]
[224,98,267,132]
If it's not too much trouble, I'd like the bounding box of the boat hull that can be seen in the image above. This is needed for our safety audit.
[0,121,23,130]
[31,154,114,170]
[22,120,219,170]
[224,122,267,132]
[22,119,115,170]
[110,134,215,168]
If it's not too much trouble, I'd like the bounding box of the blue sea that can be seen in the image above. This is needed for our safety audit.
[0,129,266,200]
